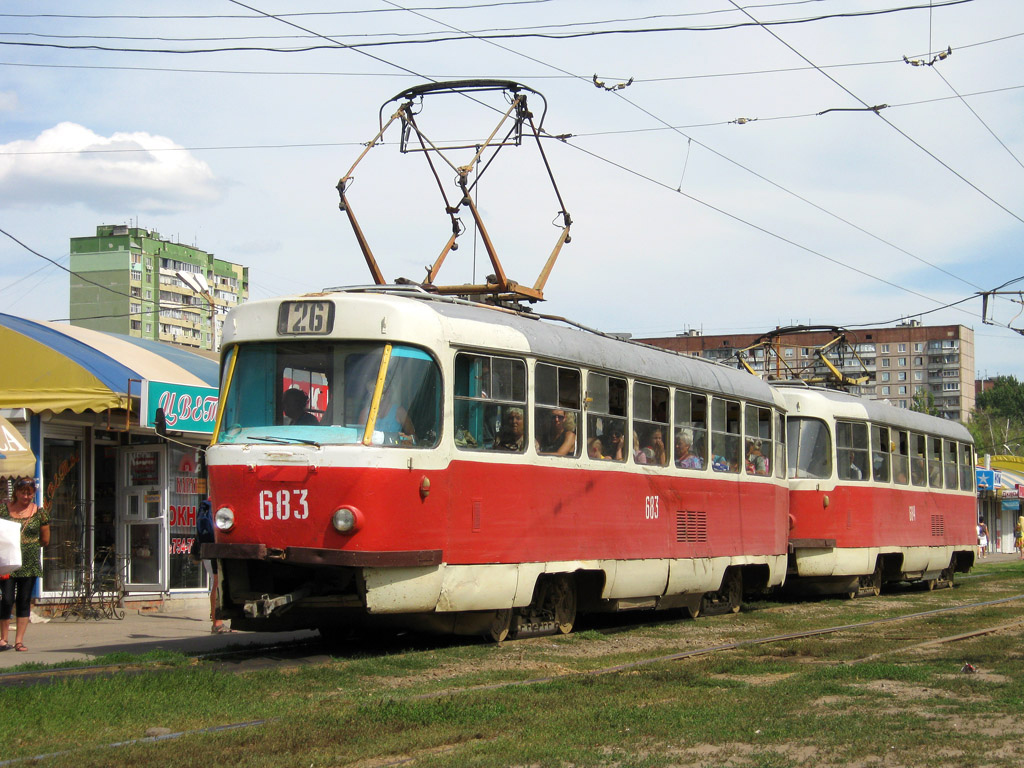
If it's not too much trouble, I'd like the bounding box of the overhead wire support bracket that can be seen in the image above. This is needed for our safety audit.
[335,80,572,305]
[903,46,953,67]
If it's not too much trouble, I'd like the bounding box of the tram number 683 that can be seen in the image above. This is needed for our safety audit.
[259,489,310,520]
[644,495,660,520]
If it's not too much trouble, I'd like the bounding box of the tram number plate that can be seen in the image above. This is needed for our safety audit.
[278,301,335,335]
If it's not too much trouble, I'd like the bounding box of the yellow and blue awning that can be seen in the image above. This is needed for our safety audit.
[0,414,35,479]
[0,313,218,415]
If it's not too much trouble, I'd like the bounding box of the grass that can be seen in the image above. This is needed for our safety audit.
[2,561,1024,767]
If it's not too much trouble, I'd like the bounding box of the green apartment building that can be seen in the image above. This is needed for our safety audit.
[69,225,248,351]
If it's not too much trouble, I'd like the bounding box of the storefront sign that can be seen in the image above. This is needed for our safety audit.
[976,468,997,491]
[141,380,219,435]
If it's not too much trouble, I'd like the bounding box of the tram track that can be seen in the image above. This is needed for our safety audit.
[4,592,1020,692]
[2,592,1021,766]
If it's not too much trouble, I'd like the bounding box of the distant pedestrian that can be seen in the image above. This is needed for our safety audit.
[0,478,50,652]
[978,518,989,559]
[1016,514,1024,560]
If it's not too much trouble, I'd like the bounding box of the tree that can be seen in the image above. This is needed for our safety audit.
[911,390,939,416]
[971,376,1024,457]
[975,375,1024,419]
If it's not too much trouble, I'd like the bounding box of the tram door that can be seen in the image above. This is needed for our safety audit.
[118,445,168,592]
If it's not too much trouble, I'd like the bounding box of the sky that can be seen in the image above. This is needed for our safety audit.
[2,0,1024,383]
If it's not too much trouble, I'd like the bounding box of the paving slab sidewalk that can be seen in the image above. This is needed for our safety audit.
[0,600,317,669]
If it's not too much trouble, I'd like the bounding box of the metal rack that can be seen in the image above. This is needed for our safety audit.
[57,542,126,621]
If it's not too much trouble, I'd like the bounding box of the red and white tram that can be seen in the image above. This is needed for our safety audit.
[781,386,976,597]
[205,287,791,639]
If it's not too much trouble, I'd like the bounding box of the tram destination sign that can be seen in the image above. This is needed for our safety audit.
[278,300,335,335]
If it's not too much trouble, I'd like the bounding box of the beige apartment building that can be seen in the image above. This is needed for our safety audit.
[638,321,974,423]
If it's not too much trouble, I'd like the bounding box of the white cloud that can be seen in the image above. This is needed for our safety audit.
[0,122,222,213]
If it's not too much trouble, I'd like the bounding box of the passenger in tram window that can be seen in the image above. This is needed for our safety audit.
[746,439,769,476]
[537,409,576,455]
[282,388,320,426]
[632,430,648,465]
[840,450,863,481]
[604,422,626,462]
[588,437,607,460]
[645,427,668,466]
[675,429,703,470]
[492,407,526,452]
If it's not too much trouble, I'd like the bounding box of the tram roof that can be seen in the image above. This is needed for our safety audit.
[776,385,972,442]
[337,290,784,408]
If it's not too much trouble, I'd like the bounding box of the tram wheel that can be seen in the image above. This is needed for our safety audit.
[545,574,577,634]
[488,609,514,643]
[868,563,883,597]
[724,569,742,614]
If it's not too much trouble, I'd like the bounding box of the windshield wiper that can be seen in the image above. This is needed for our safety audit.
[249,435,321,447]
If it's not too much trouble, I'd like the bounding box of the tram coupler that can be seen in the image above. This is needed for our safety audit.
[243,586,312,619]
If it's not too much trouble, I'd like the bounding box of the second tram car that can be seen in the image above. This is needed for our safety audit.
[781,386,976,597]
[205,287,791,640]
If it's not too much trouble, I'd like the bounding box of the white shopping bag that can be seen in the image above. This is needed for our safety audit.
[0,517,22,576]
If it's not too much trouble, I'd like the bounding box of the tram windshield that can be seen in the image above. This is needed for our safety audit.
[215,341,441,447]
[787,417,833,479]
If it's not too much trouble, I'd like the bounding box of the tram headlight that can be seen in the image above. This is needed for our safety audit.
[215,506,235,532]
[332,505,362,534]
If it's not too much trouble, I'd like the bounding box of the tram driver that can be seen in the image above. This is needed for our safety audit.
[282,388,319,426]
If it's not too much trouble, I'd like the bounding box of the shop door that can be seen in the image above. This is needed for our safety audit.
[119,445,167,592]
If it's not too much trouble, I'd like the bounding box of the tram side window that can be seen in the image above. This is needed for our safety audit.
[744,404,772,476]
[633,382,669,466]
[910,433,928,487]
[774,411,786,478]
[587,372,627,461]
[787,417,832,479]
[453,353,527,452]
[871,425,891,483]
[959,443,975,491]
[893,430,910,484]
[944,439,959,489]
[711,398,741,473]
[927,436,944,488]
[535,363,581,457]
[674,390,707,470]
[836,421,869,481]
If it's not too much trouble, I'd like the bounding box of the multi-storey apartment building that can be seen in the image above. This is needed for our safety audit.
[638,321,975,423]
[70,225,248,351]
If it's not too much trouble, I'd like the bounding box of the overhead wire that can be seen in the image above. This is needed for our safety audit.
[380,0,986,295]
[0,0,978,54]
[4,0,1006,329]
[930,68,1024,171]
[726,0,1024,230]
[378,0,980,312]
[0,2,977,44]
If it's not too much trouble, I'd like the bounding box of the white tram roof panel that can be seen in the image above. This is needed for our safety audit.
[225,288,783,409]
[776,385,972,442]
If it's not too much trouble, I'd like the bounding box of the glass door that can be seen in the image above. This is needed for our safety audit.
[119,445,167,592]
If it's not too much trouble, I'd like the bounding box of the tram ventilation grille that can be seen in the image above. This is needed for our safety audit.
[931,515,944,537]
[676,510,707,543]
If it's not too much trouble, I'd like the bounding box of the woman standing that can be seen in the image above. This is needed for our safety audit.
[0,477,49,652]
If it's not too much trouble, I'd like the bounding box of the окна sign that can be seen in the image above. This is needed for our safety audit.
[141,380,219,435]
